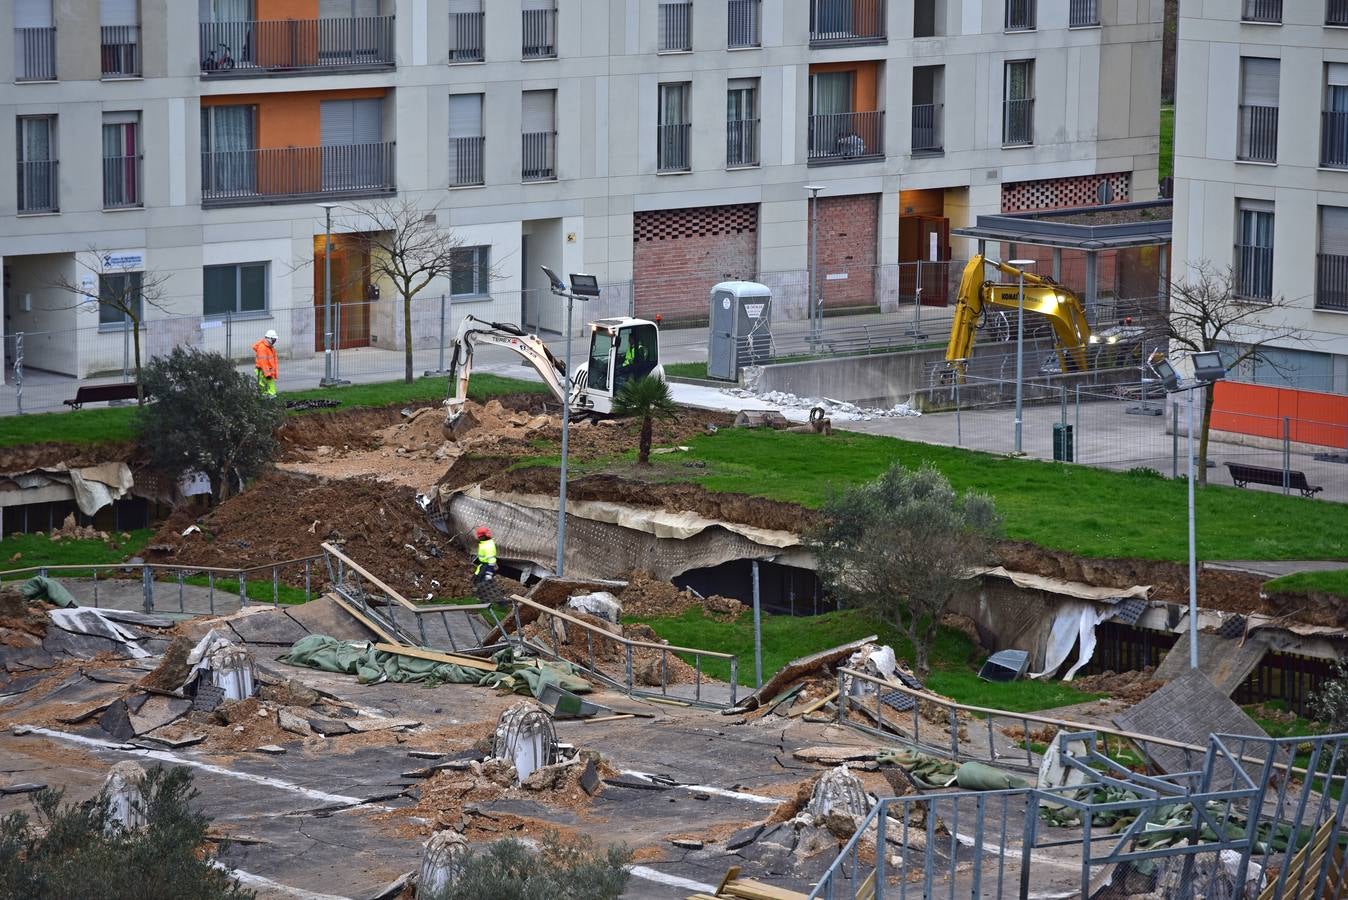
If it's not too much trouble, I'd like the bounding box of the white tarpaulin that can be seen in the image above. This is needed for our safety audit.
[0,462,134,515]
[974,566,1150,603]
[1029,601,1114,682]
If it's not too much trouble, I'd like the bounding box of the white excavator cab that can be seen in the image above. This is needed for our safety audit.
[574,318,663,414]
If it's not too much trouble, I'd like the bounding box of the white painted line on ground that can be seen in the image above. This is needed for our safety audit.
[214,863,352,900]
[629,865,717,893]
[620,769,780,805]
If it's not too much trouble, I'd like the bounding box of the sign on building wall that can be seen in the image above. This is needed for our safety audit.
[101,251,145,271]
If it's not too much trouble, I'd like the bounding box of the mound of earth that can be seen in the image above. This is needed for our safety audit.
[0,440,139,473]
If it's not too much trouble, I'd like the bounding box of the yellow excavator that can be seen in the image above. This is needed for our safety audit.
[943,255,1141,381]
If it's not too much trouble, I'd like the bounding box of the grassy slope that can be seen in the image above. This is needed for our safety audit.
[0,530,154,575]
[1160,104,1175,180]
[1264,569,1348,600]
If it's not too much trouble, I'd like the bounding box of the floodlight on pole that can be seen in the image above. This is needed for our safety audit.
[541,265,592,578]
[1008,259,1036,455]
[805,185,825,350]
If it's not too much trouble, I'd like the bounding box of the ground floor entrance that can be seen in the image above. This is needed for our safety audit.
[312,233,373,351]
[898,188,952,306]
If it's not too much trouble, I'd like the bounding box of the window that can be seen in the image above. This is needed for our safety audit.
[451,246,490,297]
[100,0,139,77]
[98,271,142,327]
[1322,64,1348,168]
[1331,0,1348,27]
[449,93,484,186]
[912,66,943,153]
[449,0,484,62]
[1005,0,1035,31]
[914,0,943,37]
[658,82,691,172]
[1003,60,1034,145]
[522,0,556,58]
[16,115,57,213]
[1069,0,1099,27]
[728,0,761,48]
[1241,0,1281,24]
[1218,343,1332,392]
[1236,201,1274,301]
[319,97,384,190]
[1238,58,1279,163]
[14,0,55,82]
[809,0,885,44]
[658,1,692,52]
[1317,206,1348,312]
[102,112,141,208]
[201,105,257,195]
[204,263,268,317]
[522,90,556,181]
[726,79,759,167]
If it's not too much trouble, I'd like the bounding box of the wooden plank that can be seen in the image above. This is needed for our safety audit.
[740,635,877,711]
[329,594,398,644]
[722,877,811,900]
[788,689,838,719]
[715,866,742,895]
[580,714,636,723]
[372,642,497,673]
[321,542,419,611]
[853,870,877,900]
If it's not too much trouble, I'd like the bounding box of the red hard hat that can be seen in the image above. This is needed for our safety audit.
[474,525,492,540]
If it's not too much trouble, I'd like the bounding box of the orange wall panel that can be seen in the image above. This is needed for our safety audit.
[809,60,880,112]
[257,0,317,19]
[1211,382,1348,448]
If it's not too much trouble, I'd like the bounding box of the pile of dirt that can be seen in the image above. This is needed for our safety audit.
[618,571,745,622]
[0,584,48,647]
[0,440,139,473]
[138,636,192,692]
[1071,667,1165,703]
[519,610,701,685]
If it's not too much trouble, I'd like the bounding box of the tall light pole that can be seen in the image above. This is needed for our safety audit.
[805,185,825,349]
[1009,259,1035,455]
[317,202,341,387]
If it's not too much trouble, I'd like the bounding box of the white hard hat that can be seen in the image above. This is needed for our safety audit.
[264,329,279,342]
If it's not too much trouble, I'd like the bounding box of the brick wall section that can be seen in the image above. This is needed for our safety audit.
[815,194,879,308]
[633,204,758,322]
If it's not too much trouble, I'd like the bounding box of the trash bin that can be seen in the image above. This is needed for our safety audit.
[1053,423,1074,462]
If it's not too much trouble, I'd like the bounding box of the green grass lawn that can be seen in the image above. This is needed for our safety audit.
[0,529,153,575]
[664,362,711,380]
[1160,104,1174,180]
[1264,569,1348,600]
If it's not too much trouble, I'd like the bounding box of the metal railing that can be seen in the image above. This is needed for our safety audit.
[1237,103,1278,162]
[1003,97,1034,145]
[102,154,142,209]
[809,0,885,44]
[657,122,691,172]
[808,110,884,163]
[100,25,140,77]
[658,1,692,51]
[1321,110,1348,167]
[726,118,759,167]
[1069,0,1100,26]
[911,102,943,152]
[1331,0,1348,26]
[522,7,556,58]
[200,142,396,206]
[1236,243,1274,300]
[448,11,484,62]
[17,160,58,213]
[504,595,739,708]
[198,17,395,74]
[1242,0,1282,22]
[727,0,760,47]
[1317,252,1348,311]
[521,131,556,182]
[1005,0,1036,30]
[449,135,485,186]
[14,27,56,81]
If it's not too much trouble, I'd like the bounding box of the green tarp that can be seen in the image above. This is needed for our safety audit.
[876,748,1029,791]
[20,576,78,608]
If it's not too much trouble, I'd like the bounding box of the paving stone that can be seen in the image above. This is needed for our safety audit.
[256,745,287,755]
[0,783,47,795]
[671,838,703,850]
[278,708,312,736]
[98,700,136,742]
[725,824,764,851]
[580,759,600,796]
[308,717,354,737]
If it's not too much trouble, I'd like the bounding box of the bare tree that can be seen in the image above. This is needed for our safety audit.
[1166,262,1306,484]
[53,251,170,405]
[344,197,469,383]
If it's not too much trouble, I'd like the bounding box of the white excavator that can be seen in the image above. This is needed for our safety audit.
[442,313,665,437]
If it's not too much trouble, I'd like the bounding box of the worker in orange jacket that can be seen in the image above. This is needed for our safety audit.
[253,329,279,398]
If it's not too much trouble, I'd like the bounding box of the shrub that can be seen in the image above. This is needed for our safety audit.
[426,831,631,900]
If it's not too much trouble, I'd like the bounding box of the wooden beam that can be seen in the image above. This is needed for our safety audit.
[787,689,839,719]
[372,642,497,673]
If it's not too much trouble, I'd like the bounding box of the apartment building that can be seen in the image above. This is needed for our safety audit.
[1,0,1161,379]
[1173,0,1348,413]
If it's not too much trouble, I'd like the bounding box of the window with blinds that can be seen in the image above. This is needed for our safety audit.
[1317,206,1348,311]
[522,90,556,181]
[1238,58,1279,163]
[449,93,484,186]
[1236,200,1274,301]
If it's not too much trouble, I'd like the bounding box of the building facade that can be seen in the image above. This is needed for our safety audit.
[2,0,1161,379]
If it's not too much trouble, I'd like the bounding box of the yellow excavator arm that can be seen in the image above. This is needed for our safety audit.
[944,255,1092,379]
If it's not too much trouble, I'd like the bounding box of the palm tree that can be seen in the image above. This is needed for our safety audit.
[610,375,678,465]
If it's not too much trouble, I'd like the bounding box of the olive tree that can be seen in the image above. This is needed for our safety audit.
[424,832,631,900]
[809,464,1002,680]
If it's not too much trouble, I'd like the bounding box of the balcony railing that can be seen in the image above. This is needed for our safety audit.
[726,118,759,167]
[1237,104,1278,163]
[1330,0,1348,26]
[1241,0,1281,23]
[728,0,761,48]
[449,136,484,186]
[101,25,140,77]
[103,154,142,208]
[911,103,943,153]
[809,0,885,45]
[659,1,692,51]
[17,160,58,213]
[658,122,691,172]
[201,142,395,207]
[1322,111,1348,168]
[1005,0,1036,31]
[1236,244,1274,301]
[522,8,557,58]
[449,11,484,61]
[808,110,884,163]
[1316,253,1348,311]
[199,17,395,74]
[1002,98,1034,145]
[1069,0,1100,26]
[15,27,56,81]
[522,131,556,181]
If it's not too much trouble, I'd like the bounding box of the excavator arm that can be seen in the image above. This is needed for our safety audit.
[944,255,1092,379]
[443,315,572,435]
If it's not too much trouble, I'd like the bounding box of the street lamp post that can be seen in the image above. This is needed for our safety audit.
[317,202,346,388]
[1008,259,1036,455]
[805,185,825,349]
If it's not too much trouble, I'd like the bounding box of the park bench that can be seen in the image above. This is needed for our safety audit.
[63,382,141,409]
[1224,461,1323,498]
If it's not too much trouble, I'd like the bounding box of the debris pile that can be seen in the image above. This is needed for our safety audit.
[720,388,921,421]
[618,571,745,621]
[49,513,122,544]
[1071,667,1165,703]
[517,610,701,686]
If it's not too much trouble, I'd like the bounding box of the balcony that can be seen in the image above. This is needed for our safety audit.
[199,17,395,75]
[1069,0,1099,27]
[449,11,484,61]
[1235,244,1274,301]
[522,132,556,182]
[658,1,692,52]
[1331,0,1348,27]
[449,136,484,187]
[200,143,395,207]
[726,118,759,167]
[14,27,56,81]
[809,0,885,46]
[1322,111,1348,168]
[1005,0,1036,30]
[103,154,142,209]
[1241,0,1281,23]
[17,160,58,213]
[1317,253,1348,311]
[101,25,140,77]
[1237,104,1278,163]
[522,8,556,59]
[658,123,691,172]
[911,103,943,153]
[728,0,760,48]
[808,110,884,164]
[1002,99,1033,145]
